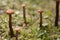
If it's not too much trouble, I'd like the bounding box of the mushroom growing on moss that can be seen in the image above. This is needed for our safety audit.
[15,27,20,40]
[22,4,27,27]
[6,9,14,37]
[38,9,43,29]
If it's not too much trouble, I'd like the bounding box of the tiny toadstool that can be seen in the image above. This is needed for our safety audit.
[15,27,20,40]
[22,4,27,27]
[38,9,44,29]
[6,9,14,37]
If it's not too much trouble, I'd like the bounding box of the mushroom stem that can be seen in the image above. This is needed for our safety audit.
[38,9,43,29]
[23,6,27,26]
[9,14,14,37]
[55,1,59,27]
[16,31,18,40]
[40,12,42,29]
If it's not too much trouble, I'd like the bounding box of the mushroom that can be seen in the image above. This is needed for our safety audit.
[15,27,20,40]
[6,9,14,37]
[38,9,43,29]
[22,4,27,27]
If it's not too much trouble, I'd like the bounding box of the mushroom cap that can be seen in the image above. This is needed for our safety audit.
[22,4,26,7]
[6,9,14,15]
[15,27,21,32]
[38,9,43,13]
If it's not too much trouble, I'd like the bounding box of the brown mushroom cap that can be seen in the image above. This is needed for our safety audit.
[38,9,43,13]
[6,9,14,15]
[15,27,20,32]
[22,4,26,7]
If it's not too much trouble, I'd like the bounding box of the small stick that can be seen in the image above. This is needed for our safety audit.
[16,31,18,40]
[55,0,59,27]
[38,9,43,29]
[6,9,14,37]
[22,4,27,26]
